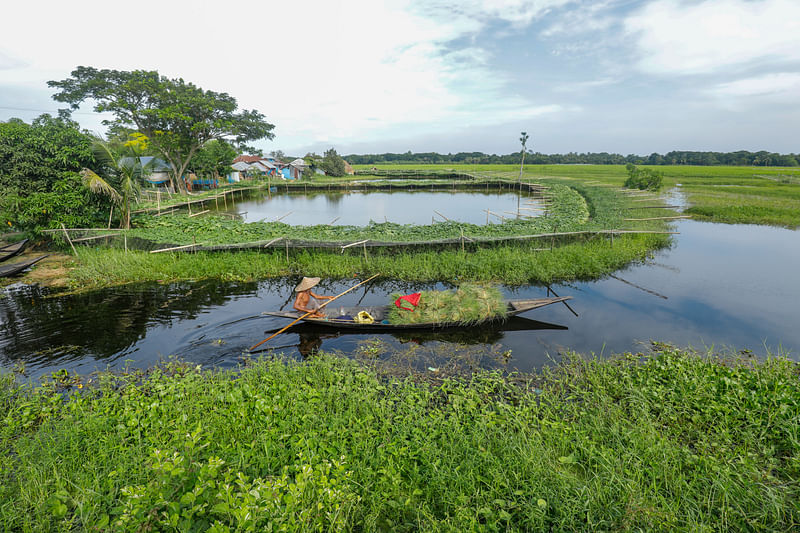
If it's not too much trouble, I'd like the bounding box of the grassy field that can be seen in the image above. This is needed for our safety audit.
[353,164,800,228]
[2,346,798,531]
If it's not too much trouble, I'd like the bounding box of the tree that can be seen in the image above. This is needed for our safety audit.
[192,140,237,179]
[624,164,663,191]
[321,148,346,177]
[0,114,103,233]
[80,138,154,229]
[0,114,94,193]
[48,67,275,194]
[269,150,286,161]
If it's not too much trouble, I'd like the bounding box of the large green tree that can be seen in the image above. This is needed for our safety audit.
[0,114,104,233]
[192,140,237,179]
[48,67,275,193]
[0,114,94,193]
[321,148,346,177]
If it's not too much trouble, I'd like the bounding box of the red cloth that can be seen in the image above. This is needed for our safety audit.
[394,292,422,311]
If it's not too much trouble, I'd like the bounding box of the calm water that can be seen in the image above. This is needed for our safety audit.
[220,189,540,225]
[1,218,799,379]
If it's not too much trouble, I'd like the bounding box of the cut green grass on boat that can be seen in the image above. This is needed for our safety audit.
[388,285,506,325]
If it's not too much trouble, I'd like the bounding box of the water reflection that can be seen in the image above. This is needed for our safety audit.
[218,189,539,225]
[1,220,798,378]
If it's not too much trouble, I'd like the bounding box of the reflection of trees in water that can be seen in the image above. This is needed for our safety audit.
[0,280,259,369]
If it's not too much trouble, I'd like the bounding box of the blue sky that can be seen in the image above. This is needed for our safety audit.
[1,0,798,156]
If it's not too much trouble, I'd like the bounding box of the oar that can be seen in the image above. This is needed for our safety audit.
[248,273,380,351]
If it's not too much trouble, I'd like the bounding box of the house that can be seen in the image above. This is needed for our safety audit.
[281,158,307,180]
[141,156,172,186]
[228,161,251,182]
[231,155,280,177]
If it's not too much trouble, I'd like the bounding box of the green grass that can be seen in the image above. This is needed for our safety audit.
[67,232,668,289]
[2,346,798,531]
[351,164,800,228]
[128,183,596,246]
[387,285,506,325]
[48,178,672,289]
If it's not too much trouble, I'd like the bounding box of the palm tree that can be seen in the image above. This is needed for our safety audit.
[80,139,152,229]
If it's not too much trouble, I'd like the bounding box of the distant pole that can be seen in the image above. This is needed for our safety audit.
[517,131,530,218]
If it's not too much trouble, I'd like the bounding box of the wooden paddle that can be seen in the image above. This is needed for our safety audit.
[248,273,380,351]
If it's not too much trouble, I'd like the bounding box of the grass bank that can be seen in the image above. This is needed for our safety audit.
[128,183,597,246]
[34,178,671,290]
[354,164,800,228]
[66,233,667,289]
[2,346,798,531]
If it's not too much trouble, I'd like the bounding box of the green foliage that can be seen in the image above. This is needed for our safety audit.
[68,233,668,288]
[0,114,95,193]
[344,149,800,166]
[625,163,664,190]
[1,349,798,531]
[0,114,102,233]
[192,140,237,179]
[82,138,153,229]
[115,447,355,531]
[0,174,103,234]
[321,148,346,177]
[388,284,506,325]
[48,66,275,193]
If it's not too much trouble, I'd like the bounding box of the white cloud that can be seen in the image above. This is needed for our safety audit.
[418,0,574,27]
[706,72,800,110]
[0,0,569,151]
[711,73,800,98]
[553,78,619,92]
[625,0,800,75]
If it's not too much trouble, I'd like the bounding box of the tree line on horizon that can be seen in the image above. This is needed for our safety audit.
[344,150,799,167]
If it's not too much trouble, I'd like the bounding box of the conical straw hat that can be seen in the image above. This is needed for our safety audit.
[295,277,321,292]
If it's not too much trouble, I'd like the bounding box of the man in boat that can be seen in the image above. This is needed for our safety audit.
[293,277,334,318]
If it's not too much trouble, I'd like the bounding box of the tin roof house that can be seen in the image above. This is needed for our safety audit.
[281,158,307,180]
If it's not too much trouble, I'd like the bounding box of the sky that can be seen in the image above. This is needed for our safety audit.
[1,0,799,156]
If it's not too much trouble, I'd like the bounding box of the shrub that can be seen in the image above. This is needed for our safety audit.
[625,163,663,190]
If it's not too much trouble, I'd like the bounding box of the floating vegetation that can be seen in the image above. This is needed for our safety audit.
[388,284,506,325]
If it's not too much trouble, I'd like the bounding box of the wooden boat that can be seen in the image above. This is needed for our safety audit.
[0,239,29,263]
[264,297,571,330]
[0,255,48,278]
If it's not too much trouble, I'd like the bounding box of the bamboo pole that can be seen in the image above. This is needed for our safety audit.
[434,210,450,221]
[150,243,204,254]
[72,234,117,243]
[248,273,380,351]
[188,209,210,218]
[608,274,668,300]
[625,205,680,210]
[341,239,369,252]
[262,236,284,248]
[623,216,691,221]
[107,206,113,229]
[61,223,78,256]
[545,285,578,317]
[42,228,126,233]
